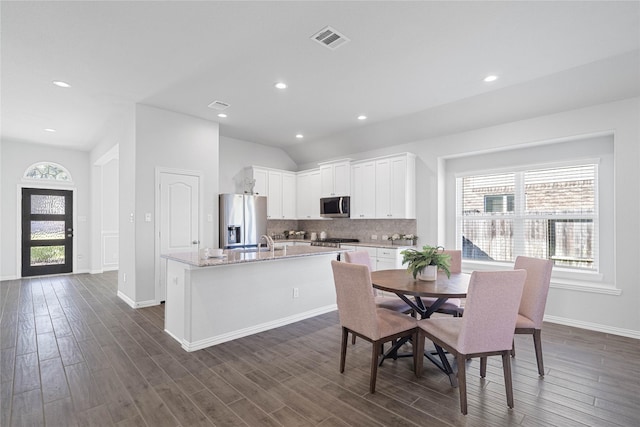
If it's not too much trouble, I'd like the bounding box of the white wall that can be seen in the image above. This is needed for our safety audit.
[0,141,91,279]
[124,104,219,305]
[218,136,297,194]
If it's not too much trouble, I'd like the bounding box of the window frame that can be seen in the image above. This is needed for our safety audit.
[455,158,601,276]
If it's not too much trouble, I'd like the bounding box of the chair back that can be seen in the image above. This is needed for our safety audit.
[331,260,381,339]
[457,270,526,354]
[442,250,462,274]
[514,256,553,328]
[343,251,373,272]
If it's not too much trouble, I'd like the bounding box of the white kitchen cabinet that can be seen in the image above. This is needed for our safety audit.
[350,161,376,219]
[281,172,296,219]
[320,160,351,197]
[247,167,296,219]
[296,169,321,219]
[251,167,268,197]
[375,154,416,219]
[267,170,283,219]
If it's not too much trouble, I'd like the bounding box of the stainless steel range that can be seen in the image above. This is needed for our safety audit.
[310,238,359,248]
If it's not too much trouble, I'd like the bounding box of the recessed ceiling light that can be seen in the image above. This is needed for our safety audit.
[52,80,71,88]
[295,134,304,139]
[483,75,498,82]
[44,128,56,132]
[357,115,367,120]
[275,82,287,89]
[217,113,227,118]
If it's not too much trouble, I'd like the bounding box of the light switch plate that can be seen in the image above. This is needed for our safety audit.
[145,213,152,222]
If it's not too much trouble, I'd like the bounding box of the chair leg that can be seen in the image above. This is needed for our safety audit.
[533,329,544,376]
[412,330,419,373]
[370,341,380,393]
[502,351,514,409]
[340,327,348,373]
[510,338,516,357]
[456,353,468,415]
[480,357,487,378]
[415,330,426,377]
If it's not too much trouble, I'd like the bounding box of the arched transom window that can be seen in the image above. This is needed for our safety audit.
[24,162,73,182]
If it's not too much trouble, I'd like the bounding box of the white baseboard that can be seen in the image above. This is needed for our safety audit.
[544,315,640,339]
[117,291,136,308]
[117,291,159,309]
[178,304,338,352]
[1,275,18,281]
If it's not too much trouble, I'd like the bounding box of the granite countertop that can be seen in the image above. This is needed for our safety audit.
[162,245,343,268]
[272,238,417,250]
[346,242,417,249]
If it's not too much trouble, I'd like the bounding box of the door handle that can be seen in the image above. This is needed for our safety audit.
[192,240,200,245]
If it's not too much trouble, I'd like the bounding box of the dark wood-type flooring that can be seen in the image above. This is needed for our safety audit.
[1,271,639,426]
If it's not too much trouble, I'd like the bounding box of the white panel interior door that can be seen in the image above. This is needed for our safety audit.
[159,172,200,301]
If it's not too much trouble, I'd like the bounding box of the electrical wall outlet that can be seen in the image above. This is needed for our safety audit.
[381,234,388,241]
[371,234,378,240]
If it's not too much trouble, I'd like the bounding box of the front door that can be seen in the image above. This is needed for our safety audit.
[21,188,73,277]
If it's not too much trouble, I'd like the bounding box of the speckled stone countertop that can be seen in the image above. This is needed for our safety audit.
[273,239,416,249]
[162,245,343,268]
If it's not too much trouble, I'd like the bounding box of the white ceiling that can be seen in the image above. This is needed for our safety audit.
[2,1,639,165]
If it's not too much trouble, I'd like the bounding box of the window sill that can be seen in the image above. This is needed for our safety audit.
[462,260,620,295]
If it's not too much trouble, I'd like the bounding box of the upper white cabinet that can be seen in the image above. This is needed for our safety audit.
[319,160,351,197]
[375,154,416,219]
[247,167,296,219]
[281,172,296,219]
[296,169,321,219]
[350,161,376,218]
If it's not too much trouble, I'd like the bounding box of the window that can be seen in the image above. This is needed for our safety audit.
[457,164,597,271]
[24,162,72,181]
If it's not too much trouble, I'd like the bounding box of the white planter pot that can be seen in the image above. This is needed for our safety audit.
[417,265,437,281]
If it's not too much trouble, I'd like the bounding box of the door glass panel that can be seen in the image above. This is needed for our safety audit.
[31,221,65,240]
[31,195,66,214]
[30,246,65,266]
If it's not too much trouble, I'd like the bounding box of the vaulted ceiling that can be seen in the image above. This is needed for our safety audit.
[2,1,639,164]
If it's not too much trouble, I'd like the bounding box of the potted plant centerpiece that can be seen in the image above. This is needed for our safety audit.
[401,245,451,281]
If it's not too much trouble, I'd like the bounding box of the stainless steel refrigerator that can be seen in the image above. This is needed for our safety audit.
[219,194,267,249]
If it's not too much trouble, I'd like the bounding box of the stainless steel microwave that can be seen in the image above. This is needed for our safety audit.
[320,196,350,218]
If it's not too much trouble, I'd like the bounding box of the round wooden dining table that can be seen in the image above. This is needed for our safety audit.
[371,269,470,319]
[370,269,470,386]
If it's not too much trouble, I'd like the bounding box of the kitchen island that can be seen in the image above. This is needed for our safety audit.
[162,246,342,351]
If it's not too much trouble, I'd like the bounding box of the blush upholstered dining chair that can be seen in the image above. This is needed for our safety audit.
[415,269,527,415]
[344,251,413,312]
[330,260,418,393]
[344,250,413,345]
[509,256,554,376]
[419,249,464,316]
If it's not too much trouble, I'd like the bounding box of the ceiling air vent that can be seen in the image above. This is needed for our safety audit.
[311,26,350,50]
[207,100,230,110]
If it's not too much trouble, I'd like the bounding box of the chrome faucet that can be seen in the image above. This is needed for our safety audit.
[260,235,274,251]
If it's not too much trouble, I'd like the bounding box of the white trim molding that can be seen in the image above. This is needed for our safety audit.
[544,315,639,340]
[117,291,158,309]
[175,304,337,352]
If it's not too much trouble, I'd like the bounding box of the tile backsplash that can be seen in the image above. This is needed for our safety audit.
[268,218,417,245]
